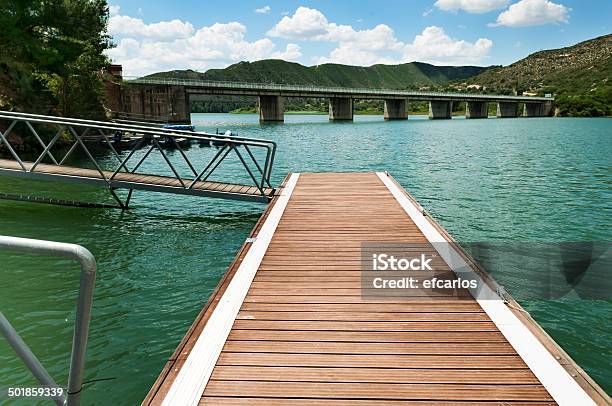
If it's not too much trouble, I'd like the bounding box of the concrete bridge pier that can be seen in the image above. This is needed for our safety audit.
[329,97,353,121]
[258,95,284,122]
[496,102,520,118]
[384,99,408,120]
[542,101,554,117]
[466,101,488,119]
[523,102,542,117]
[429,100,452,119]
[523,101,553,117]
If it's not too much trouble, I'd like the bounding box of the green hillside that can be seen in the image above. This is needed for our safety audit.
[459,34,612,116]
[145,34,612,116]
[147,60,488,89]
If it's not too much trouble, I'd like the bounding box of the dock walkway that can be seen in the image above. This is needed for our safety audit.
[0,159,274,202]
[144,172,607,405]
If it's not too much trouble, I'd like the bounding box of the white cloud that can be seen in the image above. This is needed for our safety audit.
[434,0,509,13]
[491,0,569,27]
[403,26,493,65]
[267,6,330,39]
[107,6,493,76]
[108,4,120,16]
[106,12,301,76]
[108,14,194,41]
[268,7,404,65]
[274,43,302,60]
[269,8,492,66]
[255,5,271,14]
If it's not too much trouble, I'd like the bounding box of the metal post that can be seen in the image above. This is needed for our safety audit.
[0,236,97,406]
[0,120,27,171]
[0,312,65,406]
[66,261,96,406]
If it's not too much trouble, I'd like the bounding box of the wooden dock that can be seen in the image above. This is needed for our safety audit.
[143,172,608,405]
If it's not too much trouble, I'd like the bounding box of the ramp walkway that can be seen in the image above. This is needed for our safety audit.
[0,111,276,206]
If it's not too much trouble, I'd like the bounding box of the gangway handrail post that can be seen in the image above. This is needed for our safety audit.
[0,236,97,406]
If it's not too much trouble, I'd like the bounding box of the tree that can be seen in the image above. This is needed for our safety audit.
[0,0,112,118]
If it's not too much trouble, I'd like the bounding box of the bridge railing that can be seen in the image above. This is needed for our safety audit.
[124,76,554,102]
[0,111,277,205]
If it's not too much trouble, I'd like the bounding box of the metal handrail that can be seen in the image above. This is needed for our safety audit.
[1,111,276,145]
[0,111,277,203]
[0,236,97,406]
[124,76,554,102]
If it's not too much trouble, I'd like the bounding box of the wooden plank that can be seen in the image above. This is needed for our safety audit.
[230,320,496,332]
[222,340,516,355]
[235,311,490,322]
[201,398,556,406]
[204,381,553,401]
[215,353,529,369]
[227,329,508,343]
[209,365,539,384]
[243,295,478,303]
[239,302,485,312]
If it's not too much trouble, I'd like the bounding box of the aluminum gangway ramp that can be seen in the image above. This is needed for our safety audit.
[0,111,276,206]
[144,173,608,405]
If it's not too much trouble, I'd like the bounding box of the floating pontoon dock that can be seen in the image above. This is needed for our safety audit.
[143,172,609,405]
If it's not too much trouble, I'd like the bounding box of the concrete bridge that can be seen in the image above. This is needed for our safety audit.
[109,76,554,123]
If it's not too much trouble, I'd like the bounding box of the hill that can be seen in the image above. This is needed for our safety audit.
[458,34,612,116]
[144,34,612,116]
[147,60,488,89]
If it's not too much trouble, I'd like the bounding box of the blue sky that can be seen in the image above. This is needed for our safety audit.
[106,0,611,76]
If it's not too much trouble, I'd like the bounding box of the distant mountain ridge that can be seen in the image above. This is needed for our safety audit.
[146,60,489,89]
[462,34,612,96]
[459,34,611,116]
[144,33,612,116]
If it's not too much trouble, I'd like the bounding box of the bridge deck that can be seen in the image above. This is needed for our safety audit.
[143,172,605,405]
[0,159,273,203]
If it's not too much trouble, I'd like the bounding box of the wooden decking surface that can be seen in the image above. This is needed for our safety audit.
[144,172,607,405]
[0,158,272,198]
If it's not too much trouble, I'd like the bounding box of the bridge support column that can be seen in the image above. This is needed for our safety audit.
[523,102,553,117]
[523,102,541,117]
[496,102,520,118]
[120,84,191,123]
[466,101,488,119]
[258,95,284,122]
[384,99,408,120]
[542,101,554,117]
[428,100,452,119]
[329,97,353,121]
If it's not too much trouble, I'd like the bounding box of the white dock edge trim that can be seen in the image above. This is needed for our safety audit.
[161,173,300,406]
[377,172,596,406]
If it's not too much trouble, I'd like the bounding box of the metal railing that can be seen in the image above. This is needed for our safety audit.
[0,111,277,205]
[0,236,97,406]
[125,76,554,102]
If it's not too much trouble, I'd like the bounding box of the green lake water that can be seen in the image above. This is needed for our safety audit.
[0,113,610,404]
